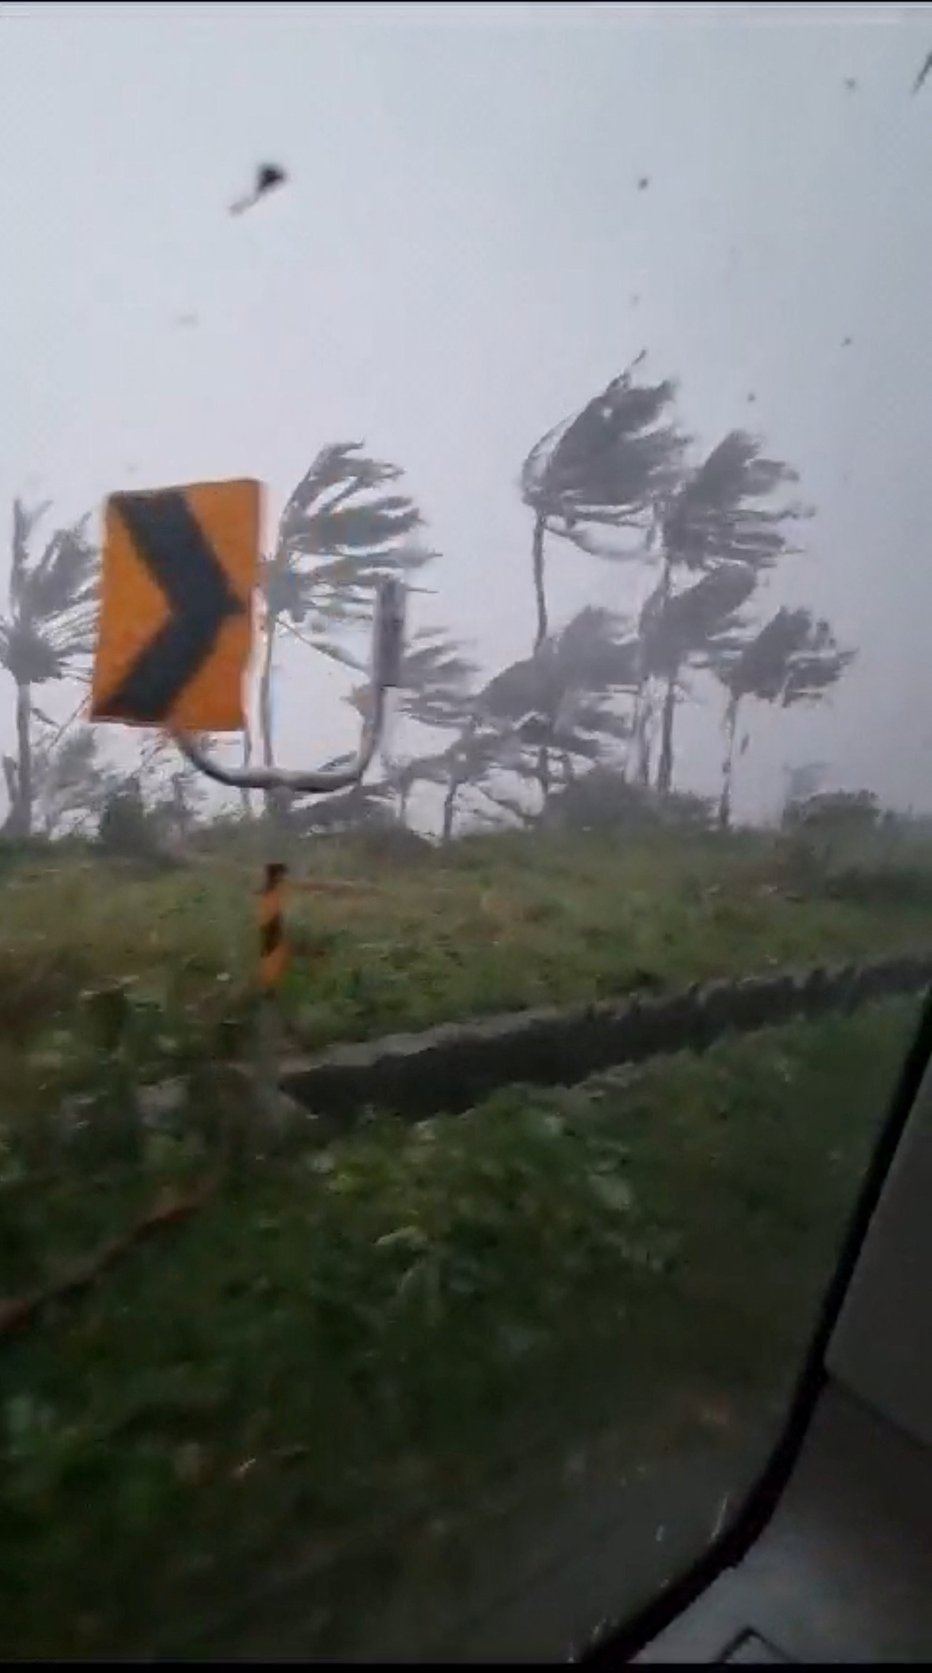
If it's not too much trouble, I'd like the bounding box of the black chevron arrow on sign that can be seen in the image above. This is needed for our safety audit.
[99,491,246,722]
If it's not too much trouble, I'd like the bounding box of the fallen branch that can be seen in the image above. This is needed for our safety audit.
[0,1173,216,1344]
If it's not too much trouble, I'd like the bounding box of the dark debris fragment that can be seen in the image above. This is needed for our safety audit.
[912,48,932,95]
[229,162,289,217]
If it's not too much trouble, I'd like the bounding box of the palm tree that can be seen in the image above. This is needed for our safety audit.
[257,442,435,807]
[399,616,638,835]
[520,363,689,652]
[394,626,480,734]
[636,561,757,791]
[511,693,633,802]
[661,430,807,578]
[713,607,854,830]
[650,431,811,793]
[479,606,640,807]
[22,724,114,839]
[0,500,98,837]
[346,624,480,827]
[438,722,517,842]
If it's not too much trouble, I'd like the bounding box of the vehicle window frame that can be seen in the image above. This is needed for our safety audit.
[579,981,932,1666]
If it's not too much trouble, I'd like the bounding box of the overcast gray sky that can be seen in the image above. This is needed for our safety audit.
[2,0,932,824]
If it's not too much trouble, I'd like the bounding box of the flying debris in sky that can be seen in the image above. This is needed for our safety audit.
[636,175,650,191]
[912,48,932,96]
[844,77,858,93]
[842,336,853,348]
[229,162,288,216]
[747,392,756,404]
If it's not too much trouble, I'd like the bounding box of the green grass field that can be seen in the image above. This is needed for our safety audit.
[0,829,929,1656]
[3,826,932,1104]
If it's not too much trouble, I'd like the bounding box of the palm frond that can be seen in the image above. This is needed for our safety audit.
[278,620,368,674]
[9,499,53,614]
[3,502,99,688]
[641,564,757,679]
[285,498,422,560]
[265,447,435,652]
[716,606,854,709]
[0,620,69,684]
[663,431,804,574]
[24,518,98,624]
[521,370,690,539]
[279,443,396,533]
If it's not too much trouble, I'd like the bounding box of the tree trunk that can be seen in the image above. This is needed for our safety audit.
[441,775,460,842]
[532,512,548,652]
[628,680,644,781]
[1,755,17,833]
[635,689,654,787]
[536,741,552,809]
[656,673,677,795]
[638,553,674,793]
[398,783,410,828]
[10,680,33,837]
[718,694,739,831]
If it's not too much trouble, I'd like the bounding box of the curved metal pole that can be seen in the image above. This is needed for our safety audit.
[172,576,406,795]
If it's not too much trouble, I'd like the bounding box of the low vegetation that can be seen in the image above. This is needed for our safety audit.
[0,825,928,1657]
[3,827,932,1111]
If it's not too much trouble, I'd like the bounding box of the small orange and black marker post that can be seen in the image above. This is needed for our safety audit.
[258,862,288,993]
[256,863,288,1123]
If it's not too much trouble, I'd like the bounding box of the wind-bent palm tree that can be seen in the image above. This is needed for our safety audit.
[438,724,514,842]
[257,443,435,806]
[712,607,854,830]
[520,363,688,652]
[345,624,480,827]
[650,431,811,793]
[394,625,480,735]
[636,561,757,791]
[0,500,98,837]
[479,606,640,806]
[27,724,114,839]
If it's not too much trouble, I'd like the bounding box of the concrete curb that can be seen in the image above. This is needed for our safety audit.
[280,951,932,1122]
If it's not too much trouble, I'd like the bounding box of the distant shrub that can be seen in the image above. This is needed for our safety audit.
[0,834,51,880]
[823,863,932,910]
[544,769,713,835]
[350,826,434,865]
[781,788,880,838]
[98,782,159,859]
